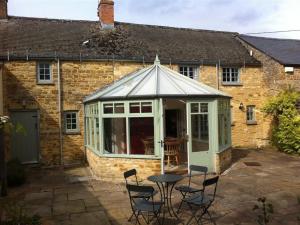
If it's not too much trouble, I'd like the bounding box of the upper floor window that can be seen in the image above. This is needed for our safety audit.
[246,105,256,124]
[64,111,80,133]
[179,66,198,80]
[37,62,52,83]
[222,68,240,84]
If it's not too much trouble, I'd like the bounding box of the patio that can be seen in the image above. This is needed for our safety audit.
[1,148,300,225]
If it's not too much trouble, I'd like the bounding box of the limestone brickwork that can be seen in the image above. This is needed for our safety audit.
[215,148,232,174]
[3,61,115,165]
[2,57,285,167]
[86,148,161,181]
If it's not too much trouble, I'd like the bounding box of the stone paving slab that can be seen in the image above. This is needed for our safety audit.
[53,200,86,216]
[1,149,300,225]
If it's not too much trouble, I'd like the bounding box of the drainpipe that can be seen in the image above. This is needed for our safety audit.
[57,58,63,166]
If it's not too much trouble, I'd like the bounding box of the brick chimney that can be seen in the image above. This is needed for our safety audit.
[0,0,8,20]
[98,0,114,29]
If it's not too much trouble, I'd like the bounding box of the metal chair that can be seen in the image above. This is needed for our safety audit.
[183,176,219,225]
[124,169,157,222]
[126,184,164,225]
[175,165,208,213]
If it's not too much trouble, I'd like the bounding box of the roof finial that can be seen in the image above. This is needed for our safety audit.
[154,54,160,65]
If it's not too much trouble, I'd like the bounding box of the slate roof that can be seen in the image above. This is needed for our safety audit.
[240,35,300,66]
[84,56,230,103]
[0,16,260,66]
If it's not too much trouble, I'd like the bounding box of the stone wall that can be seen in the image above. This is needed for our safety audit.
[86,148,161,182]
[215,148,232,174]
[2,58,269,166]
[3,60,115,165]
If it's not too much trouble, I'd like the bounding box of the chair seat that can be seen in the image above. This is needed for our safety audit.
[183,193,213,206]
[133,199,163,212]
[175,185,203,194]
[132,190,158,199]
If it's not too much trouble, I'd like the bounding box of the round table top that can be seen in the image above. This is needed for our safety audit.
[148,174,183,183]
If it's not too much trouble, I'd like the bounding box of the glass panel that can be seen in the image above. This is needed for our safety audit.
[103,103,113,114]
[114,103,124,114]
[103,118,127,154]
[130,103,140,113]
[95,118,99,151]
[191,114,209,152]
[191,103,199,113]
[86,118,90,145]
[129,117,154,155]
[200,103,208,113]
[91,118,95,147]
[141,102,152,113]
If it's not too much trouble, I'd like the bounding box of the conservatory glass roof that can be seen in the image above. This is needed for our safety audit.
[84,56,230,103]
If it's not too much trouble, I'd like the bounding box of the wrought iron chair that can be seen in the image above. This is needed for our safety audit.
[126,184,164,225]
[124,169,157,221]
[175,165,208,213]
[183,176,219,225]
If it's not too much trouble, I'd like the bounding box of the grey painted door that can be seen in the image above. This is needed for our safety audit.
[11,111,39,163]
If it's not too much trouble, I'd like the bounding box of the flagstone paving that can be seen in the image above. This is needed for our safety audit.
[1,148,300,225]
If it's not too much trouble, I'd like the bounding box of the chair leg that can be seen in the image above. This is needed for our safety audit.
[128,212,134,222]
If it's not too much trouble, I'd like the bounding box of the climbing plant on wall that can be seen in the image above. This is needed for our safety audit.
[263,89,300,154]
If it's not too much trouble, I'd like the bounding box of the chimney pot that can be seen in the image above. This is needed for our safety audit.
[98,0,114,29]
[0,0,8,20]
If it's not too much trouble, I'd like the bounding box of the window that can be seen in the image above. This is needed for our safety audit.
[102,101,155,156]
[85,104,100,152]
[179,66,198,80]
[37,62,52,83]
[246,105,256,124]
[218,100,231,150]
[190,103,209,152]
[222,68,240,84]
[64,111,79,133]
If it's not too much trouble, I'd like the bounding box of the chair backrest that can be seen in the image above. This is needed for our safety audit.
[124,169,138,185]
[202,176,219,202]
[164,140,181,155]
[126,184,155,211]
[188,165,208,187]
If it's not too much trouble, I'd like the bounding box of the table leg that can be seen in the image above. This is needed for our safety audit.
[169,182,180,218]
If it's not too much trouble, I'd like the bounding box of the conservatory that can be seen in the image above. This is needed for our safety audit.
[84,56,232,180]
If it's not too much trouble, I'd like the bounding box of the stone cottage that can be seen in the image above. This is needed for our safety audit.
[0,0,299,178]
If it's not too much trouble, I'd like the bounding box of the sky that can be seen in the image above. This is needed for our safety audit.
[7,0,300,39]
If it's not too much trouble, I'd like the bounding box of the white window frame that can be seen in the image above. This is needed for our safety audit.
[179,65,199,80]
[222,67,240,84]
[37,62,53,84]
[246,105,257,124]
[100,100,157,158]
[64,111,80,134]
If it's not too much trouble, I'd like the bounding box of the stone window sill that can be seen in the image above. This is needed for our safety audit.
[37,81,55,85]
[246,121,257,125]
[64,131,81,135]
[222,82,243,86]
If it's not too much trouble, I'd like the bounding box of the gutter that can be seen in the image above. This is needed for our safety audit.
[57,58,63,166]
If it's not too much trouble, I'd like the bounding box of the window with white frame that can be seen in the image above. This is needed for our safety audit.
[218,100,231,150]
[37,62,52,83]
[85,104,99,151]
[179,66,198,80]
[102,101,155,156]
[246,105,256,124]
[222,68,240,84]
[64,111,79,133]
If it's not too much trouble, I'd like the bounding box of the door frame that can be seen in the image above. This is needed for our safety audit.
[10,109,40,164]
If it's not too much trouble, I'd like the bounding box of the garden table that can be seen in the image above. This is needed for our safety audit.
[148,174,183,218]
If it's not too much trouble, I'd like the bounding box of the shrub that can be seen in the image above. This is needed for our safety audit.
[7,158,26,187]
[263,89,300,154]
